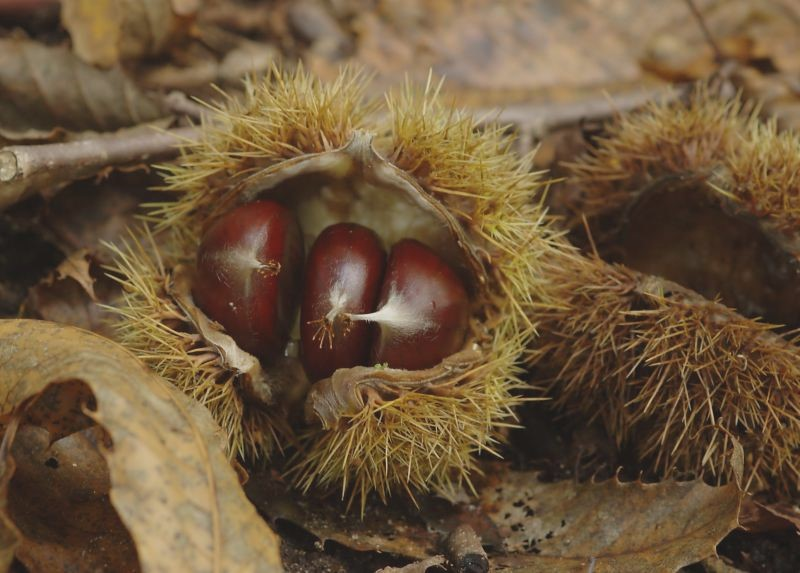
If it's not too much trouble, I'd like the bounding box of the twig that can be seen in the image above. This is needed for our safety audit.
[163,92,208,121]
[684,0,723,61]
[0,125,200,210]
[474,85,684,154]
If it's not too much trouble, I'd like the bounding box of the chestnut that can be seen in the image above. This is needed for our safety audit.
[193,200,304,361]
[300,223,386,380]
[359,238,470,370]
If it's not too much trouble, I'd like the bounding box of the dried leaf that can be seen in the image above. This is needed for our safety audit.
[8,425,139,573]
[43,174,161,253]
[0,39,166,137]
[24,250,119,336]
[0,216,63,315]
[739,498,800,533]
[376,555,446,573]
[62,0,196,68]
[47,248,96,298]
[0,319,282,573]
[245,472,437,560]
[482,470,741,573]
[641,0,800,80]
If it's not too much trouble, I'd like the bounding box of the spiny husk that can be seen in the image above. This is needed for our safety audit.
[531,83,800,495]
[148,64,380,255]
[382,79,563,329]
[529,249,800,494]
[292,341,526,509]
[565,84,754,225]
[721,120,800,239]
[106,228,293,460]
[288,79,560,507]
[565,83,800,244]
[109,65,565,504]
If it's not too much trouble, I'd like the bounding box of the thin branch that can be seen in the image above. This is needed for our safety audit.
[474,85,683,154]
[0,125,200,210]
[684,0,723,61]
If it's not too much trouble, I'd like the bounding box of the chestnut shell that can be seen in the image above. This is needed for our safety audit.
[371,239,470,370]
[300,223,386,380]
[193,200,304,361]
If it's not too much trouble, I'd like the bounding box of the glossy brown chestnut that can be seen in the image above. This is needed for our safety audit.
[300,223,386,380]
[366,238,469,370]
[193,200,304,361]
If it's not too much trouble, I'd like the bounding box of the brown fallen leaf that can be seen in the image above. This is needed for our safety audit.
[739,498,800,533]
[24,249,120,336]
[0,39,167,140]
[245,471,438,561]
[8,425,139,573]
[0,215,63,315]
[62,0,197,68]
[482,469,742,573]
[376,555,447,573]
[641,0,800,81]
[42,248,96,299]
[138,39,278,93]
[0,319,283,573]
[42,173,162,254]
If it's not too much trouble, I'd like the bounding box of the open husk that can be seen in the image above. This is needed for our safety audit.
[108,65,565,507]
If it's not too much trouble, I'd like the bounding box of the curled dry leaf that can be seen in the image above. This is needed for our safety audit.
[482,470,742,573]
[0,39,166,139]
[8,425,139,573]
[138,40,278,93]
[739,498,800,533]
[24,249,120,336]
[0,319,282,573]
[62,0,197,68]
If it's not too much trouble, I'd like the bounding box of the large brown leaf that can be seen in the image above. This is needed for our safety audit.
[0,319,283,573]
[62,0,197,68]
[0,39,166,139]
[8,425,139,572]
[482,470,742,573]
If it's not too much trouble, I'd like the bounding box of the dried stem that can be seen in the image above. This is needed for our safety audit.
[0,125,200,210]
[684,0,723,61]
